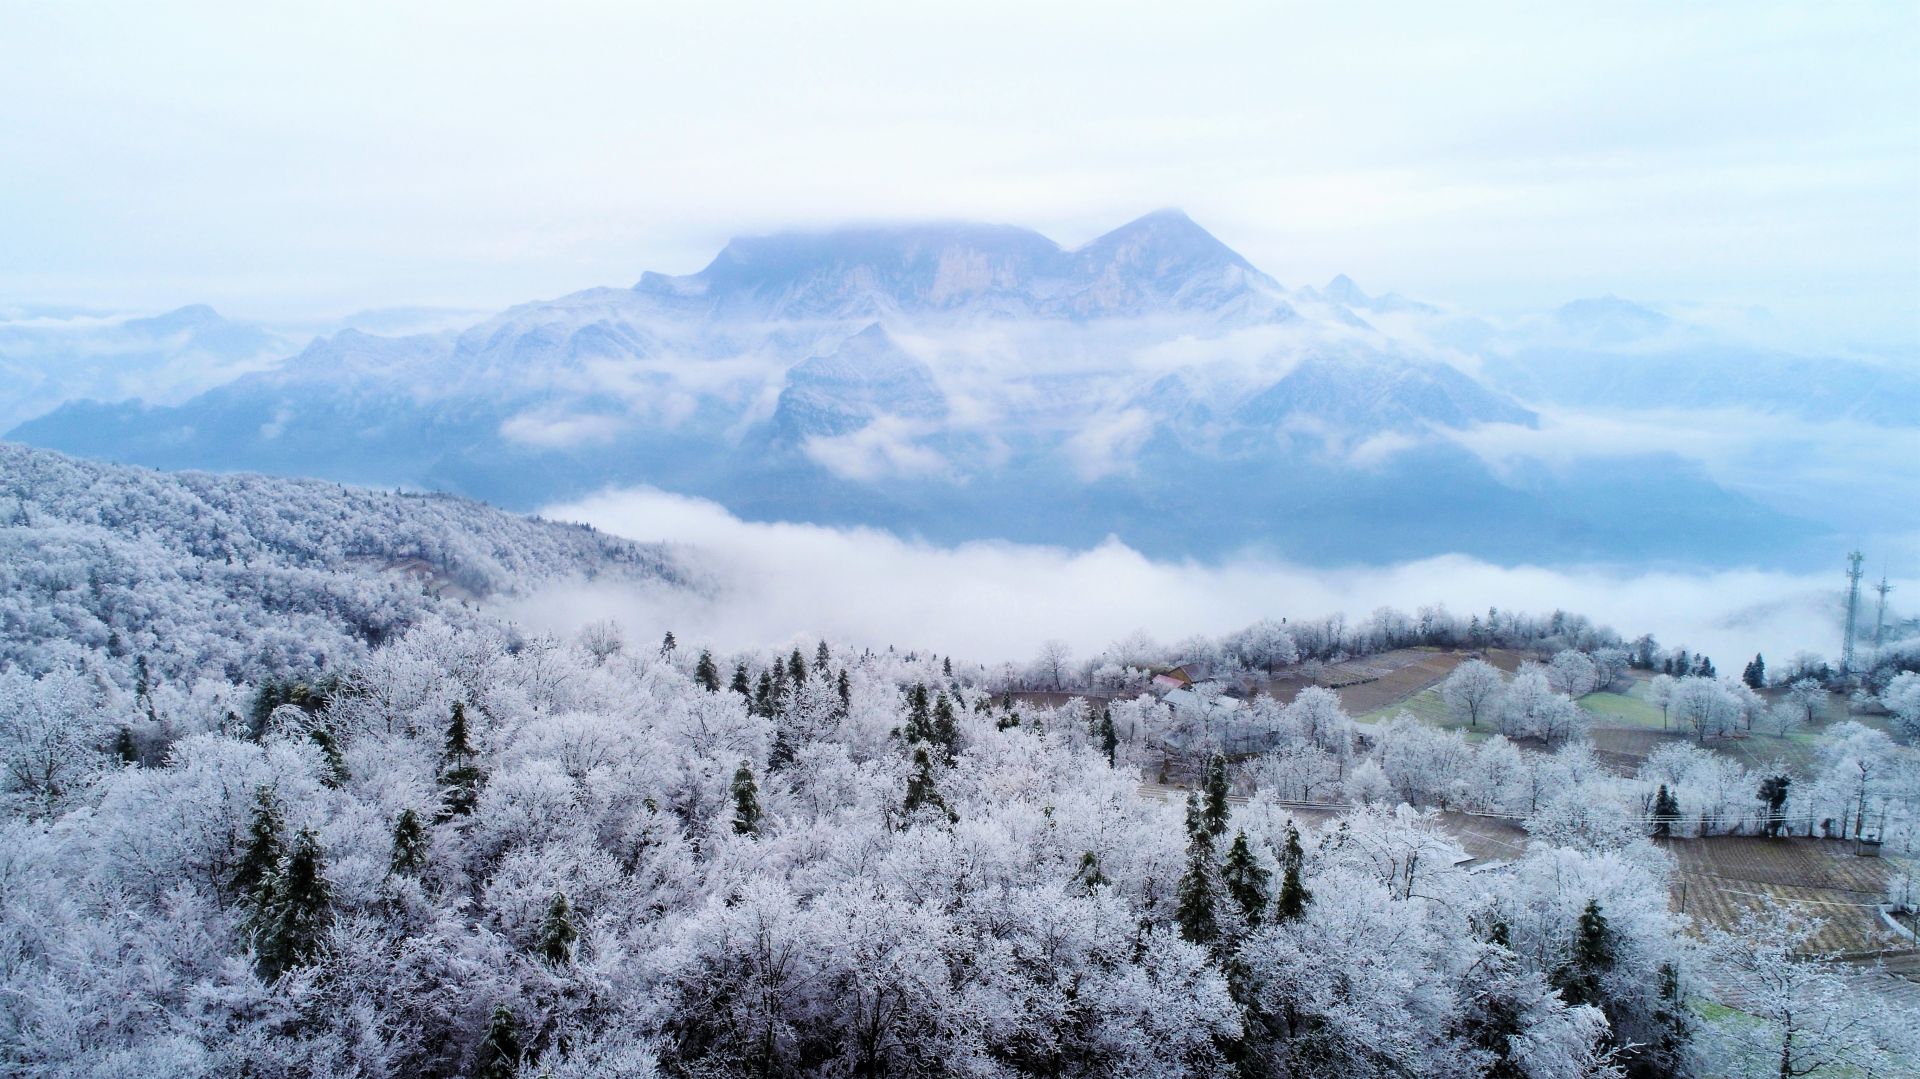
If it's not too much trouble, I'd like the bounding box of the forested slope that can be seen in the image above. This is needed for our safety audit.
[0,441,687,686]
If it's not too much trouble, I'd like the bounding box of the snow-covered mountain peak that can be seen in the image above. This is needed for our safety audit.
[1323,274,1370,307]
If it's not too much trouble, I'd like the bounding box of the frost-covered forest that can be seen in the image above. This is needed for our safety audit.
[0,443,686,686]
[2,446,1918,1078]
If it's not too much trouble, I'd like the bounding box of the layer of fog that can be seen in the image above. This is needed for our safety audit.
[504,486,1902,672]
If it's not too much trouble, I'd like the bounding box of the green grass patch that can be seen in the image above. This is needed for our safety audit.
[1360,687,1450,725]
[1579,691,1669,730]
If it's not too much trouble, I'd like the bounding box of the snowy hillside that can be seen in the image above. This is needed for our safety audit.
[0,442,690,688]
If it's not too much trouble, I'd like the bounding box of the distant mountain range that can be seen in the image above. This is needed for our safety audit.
[8,211,1913,567]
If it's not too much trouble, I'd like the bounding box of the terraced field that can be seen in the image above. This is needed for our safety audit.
[1665,836,1907,955]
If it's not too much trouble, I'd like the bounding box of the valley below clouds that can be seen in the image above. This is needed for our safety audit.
[515,485,1885,669]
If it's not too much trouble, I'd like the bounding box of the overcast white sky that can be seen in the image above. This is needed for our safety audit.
[3,1,1916,339]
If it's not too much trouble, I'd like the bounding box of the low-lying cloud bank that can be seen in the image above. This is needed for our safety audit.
[509,486,1891,670]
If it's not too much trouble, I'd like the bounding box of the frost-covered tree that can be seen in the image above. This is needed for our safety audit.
[1704,907,1915,1078]
[1882,670,1920,741]
[1441,657,1504,729]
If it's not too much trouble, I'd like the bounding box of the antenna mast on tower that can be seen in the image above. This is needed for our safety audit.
[1841,551,1864,675]
[1873,573,1893,651]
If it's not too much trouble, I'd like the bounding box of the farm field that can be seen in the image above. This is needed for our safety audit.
[1664,836,1909,957]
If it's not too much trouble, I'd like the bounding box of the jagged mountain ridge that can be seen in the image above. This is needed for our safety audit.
[5,212,1840,566]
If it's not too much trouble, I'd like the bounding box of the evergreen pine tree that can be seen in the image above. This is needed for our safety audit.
[1274,821,1311,922]
[658,630,676,660]
[1175,795,1220,945]
[114,726,139,765]
[768,723,795,772]
[788,648,807,687]
[731,662,752,697]
[1553,899,1614,1007]
[443,701,474,765]
[731,762,762,836]
[477,1006,522,1079]
[437,702,483,820]
[1652,784,1681,839]
[232,785,285,900]
[1203,754,1231,837]
[1221,831,1271,926]
[903,747,954,823]
[389,808,428,876]
[754,670,774,718]
[1073,850,1109,891]
[942,655,953,677]
[1099,709,1118,767]
[695,649,720,692]
[1759,774,1791,838]
[931,692,958,761]
[904,684,932,743]
[769,660,789,713]
[815,640,831,671]
[539,891,578,965]
[310,726,349,788]
[1647,961,1693,1074]
[1743,653,1766,689]
[256,828,331,980]
[836,668,851,711]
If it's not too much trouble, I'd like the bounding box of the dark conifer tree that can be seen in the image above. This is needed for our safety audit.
[836,668,851,711]
[788,648,807,687]
[942,655,953,677]
[1645,962,1693,1076]
[389,808,428,876]
[1203,754,1231,837]
[658,630,676,660]
[754,670,775,718]
[1553,899,1614,1007]
[255,828,331,981]
[310,726,349,788]
[438,702,483,820]
[477,1006,522,1079]
[815,640,831,671]
[731,662,751,697]
[1073,850,1109,892]
[1099,708,1118,767]
[731,762,762,836]
[903,683,932,743]
[932,692,958,761]
[539,891,578,965]
[232,785,285,900]
[443,701,474,765]
[114,726,139,765]
[1743,653,1766,689]
[1175,794,1220,946]
[1274,821,1311,922]
[770,660,789,713]
[1222,831,1271,926]
[695,649,720,692]
[1759,774,1791,838]
[768,725,795,772]
[903,747,954,823]
[1652,784,1680,839]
